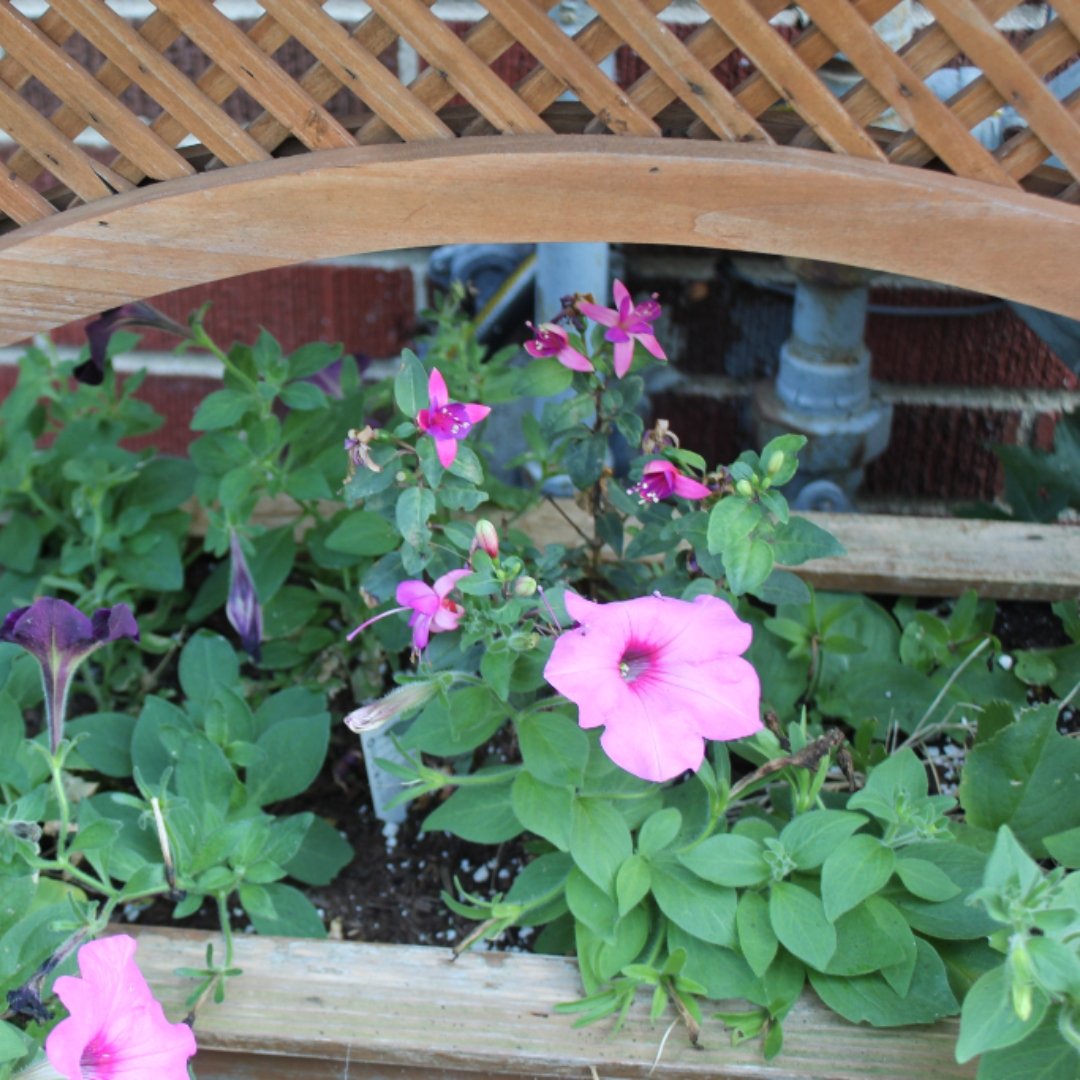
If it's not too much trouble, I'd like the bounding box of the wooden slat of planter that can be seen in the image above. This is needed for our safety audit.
[798,0,1018,188]
[256,0,453,143]
[151,0,356,152]
[587,0,766,141]
[508,501,1080,601]
[0,169,55,226]
[365,0,551,135]
[920,0,1080,179]
[697,0,887,160]
[130,927,973,1079]
[46,0,269,170]
[0,4,193,182]
[480,0,659,136]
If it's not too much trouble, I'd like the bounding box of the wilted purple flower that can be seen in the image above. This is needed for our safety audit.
[78,302,191,386]
[227,532,263,662]
[0,598,139,751]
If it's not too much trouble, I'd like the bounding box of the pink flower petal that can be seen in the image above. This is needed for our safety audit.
[576,299,619,328]
[435,436,458,467]
[612,339,634,378]
[396,580,439,614]
[46,935,196,1080]
[671,473,712,500]
[427,367,448,410]
[462,403,492,425]
[638,332,667,361]
[612,280,631,309]
[433,568,472,598]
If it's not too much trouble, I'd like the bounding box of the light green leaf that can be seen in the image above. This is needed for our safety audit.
[570,797,632,893]
[956,966,1049,1063]
[678,832,770,888]
[821,834,895,921]
[769,881,836,971]
[422,775,522,844]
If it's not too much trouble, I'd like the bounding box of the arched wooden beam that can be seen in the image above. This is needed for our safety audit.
[0,135,1077,345]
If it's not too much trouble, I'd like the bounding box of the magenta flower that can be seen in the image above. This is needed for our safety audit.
[347,568,471,651]
[543,592,761,782]
[45,934,196,1080]
[576,280,667,378]
[416,368,491,468]
[630,459,711,505]
[0,598,139,752]
[523,321,594,373]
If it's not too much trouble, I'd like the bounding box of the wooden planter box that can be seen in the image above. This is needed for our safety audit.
[131,926,973,1079]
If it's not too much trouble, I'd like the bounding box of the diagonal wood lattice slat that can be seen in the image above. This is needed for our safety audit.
[0,0,1077,343]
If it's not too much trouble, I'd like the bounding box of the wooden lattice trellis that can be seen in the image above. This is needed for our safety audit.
[0,0,1078,344]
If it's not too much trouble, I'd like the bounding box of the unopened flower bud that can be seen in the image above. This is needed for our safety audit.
[508,630,541,651]
[735,479,754,498]
[344,681,440,735]
[513,576,538,598]
[766,450,784,477]
[472,519,499,560]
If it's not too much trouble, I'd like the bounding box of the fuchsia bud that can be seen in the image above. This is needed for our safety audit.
[472,519,500,560]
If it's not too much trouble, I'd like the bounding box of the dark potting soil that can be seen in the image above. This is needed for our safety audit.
[126,599,1073,947]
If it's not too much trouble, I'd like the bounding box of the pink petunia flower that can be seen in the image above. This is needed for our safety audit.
[416,368,491,468]
[543,592,761,782]
[630,459,711,505]
[347,569,471,651]
[576,280,667,378]
[45,934,197,1080]
[523,322,594,373]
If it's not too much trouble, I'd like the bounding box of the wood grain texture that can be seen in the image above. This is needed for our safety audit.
[128,927,974,1079]
[0,138,1076,344]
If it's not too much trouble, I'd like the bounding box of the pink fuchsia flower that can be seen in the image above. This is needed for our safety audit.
[630,459,711,505]
[45,934,197,1080]
[416,368,491,468]
[347,568,471,651]
[576,279,666,378]
[523,322,594,373]
[543,592,761,782]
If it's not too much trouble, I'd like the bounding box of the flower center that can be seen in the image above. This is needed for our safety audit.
[619,647,652,683]
[429,403,473,439]
[628,473,669,505]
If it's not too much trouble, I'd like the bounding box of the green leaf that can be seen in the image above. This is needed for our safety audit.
[66,712,136,777]
[517,711,589,789]
[512,772,572,851]
[402,687,505,757]
[770,516,845,566]
[959,703,1080,857]
[650,859,737,947]
[279,381,327,411]
[395,487,436,550]
[515,356,574,398]
[0,1020,29,1063]
[769,881,836,971]
[1044,825,1080,868]
[822,897,915,979]
[282,816,353,886]
[570,797,632,893]
[736,890,778,977]
[821,834,895,921]
[480,641,515,703]
[679,833,770,888]
[973,1014,1078,1080]
[706,497,762,554]
[956,965,1049,1063]
[394,349,429,416]
[0,511,41,573]
[131,694,196,785]
[247,712,330,806]
[179,632,240,714]
[191,388,252,430]
[324,511,399,557]
[889,840,997,940]
[637,808,683,857]
[778,810,867,871]
[243,882,327,938]
[894,857,962,901]
[566,866,619,942]
[422,777,523,844]
[848,748,929,823]
[615,854,652,916]
[288,340,342,379]
[808,938,959,1027]
[725,536,775,597]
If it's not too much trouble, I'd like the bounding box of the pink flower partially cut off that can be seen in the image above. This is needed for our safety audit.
[543,592,761,782]
[523,322,594,373]
[45,934,196,1080]
[630,459,711,505]
[577,280,666,378]
[416,368,490,467]
[347,569,471,651]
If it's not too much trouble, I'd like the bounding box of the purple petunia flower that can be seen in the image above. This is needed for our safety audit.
[226,532,263,662]
[78,302,190,386]
[0,598,139,752]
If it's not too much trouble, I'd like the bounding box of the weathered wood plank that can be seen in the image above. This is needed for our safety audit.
[129,927,973,1079]
[0,139,1076,343]
[510,501,1080,601]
